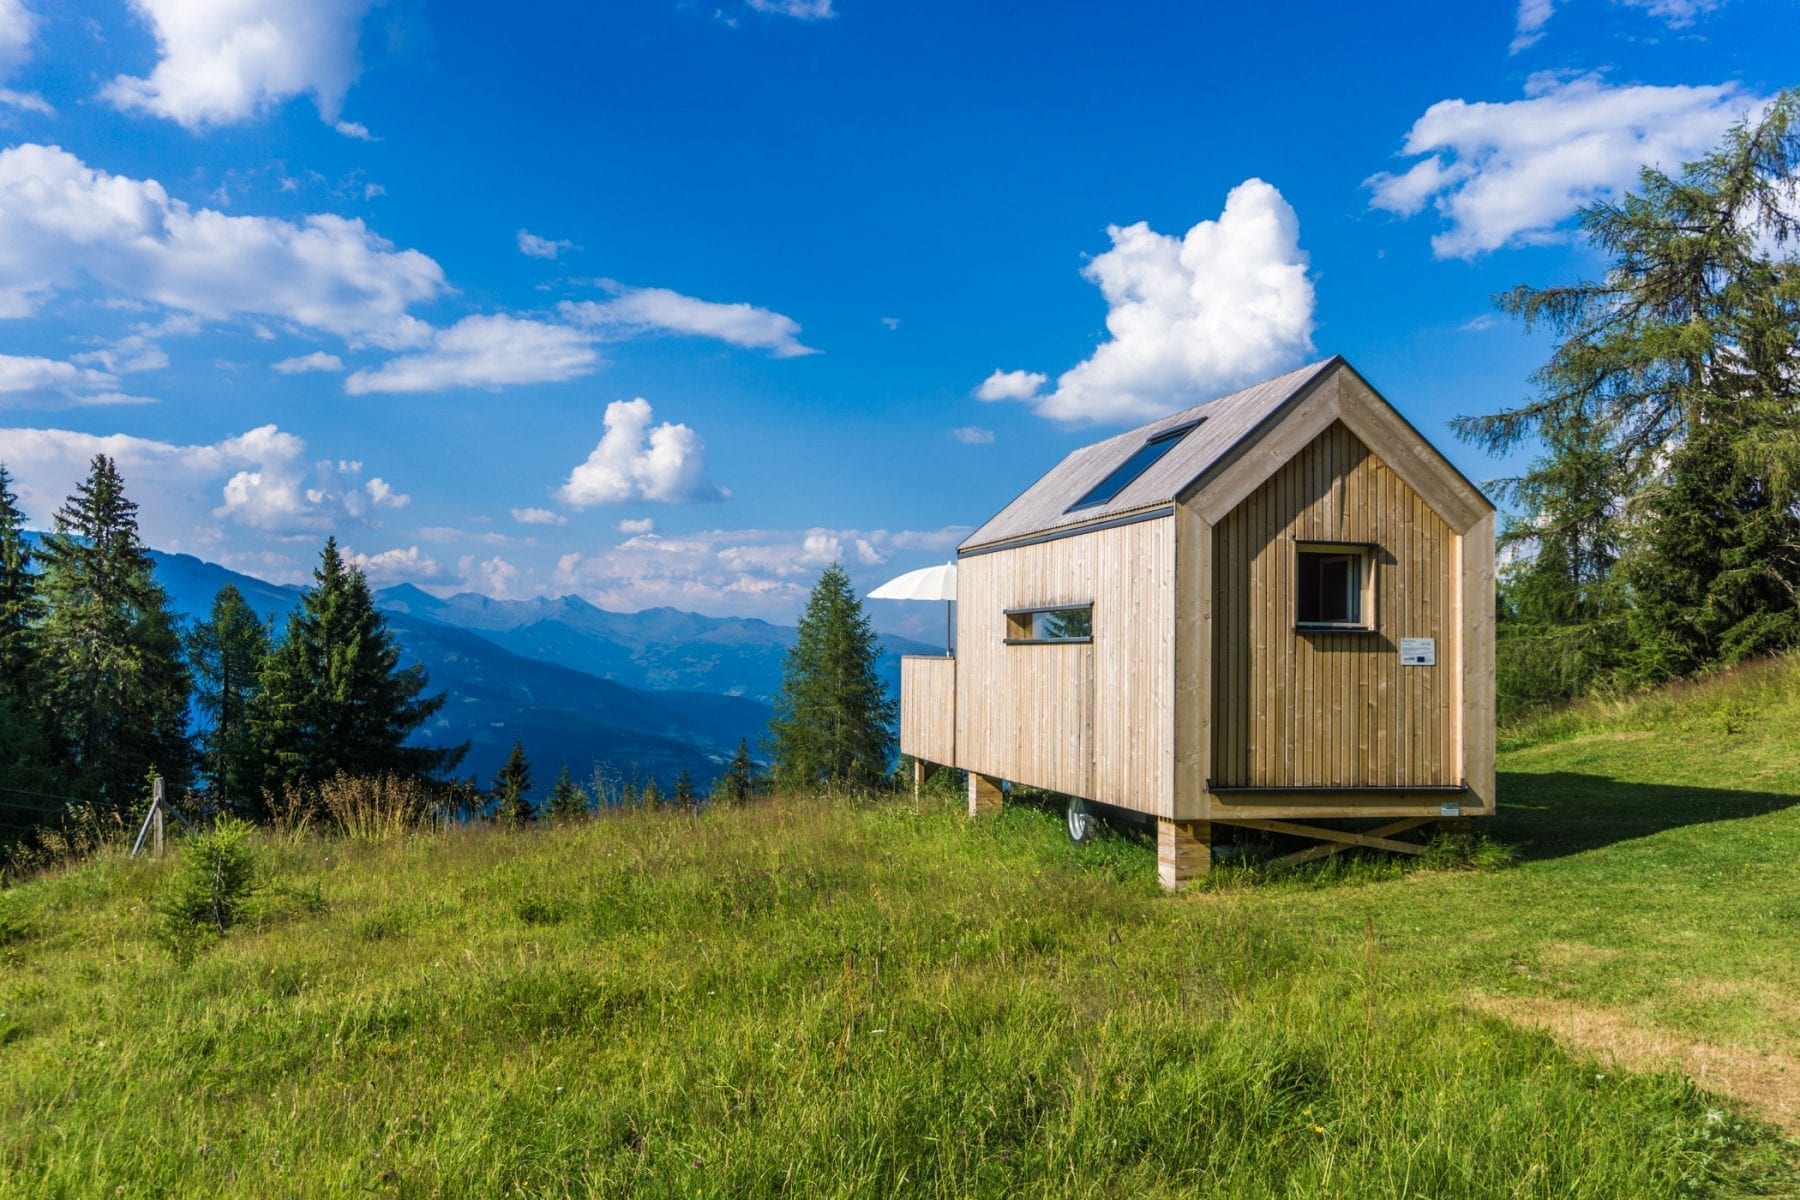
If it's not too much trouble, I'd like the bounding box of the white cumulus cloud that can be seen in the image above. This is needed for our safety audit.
[511,506,567,527]
[553,523,969,619]
[974,370,1045,402]
[561,282,817,358]
[0,0,49,113]
[556,398,727,507]
[517,230,575,260]
[1367,74,1765,259]
[0,423,408,550]
[103,0,373,130]
[950,426,995,445]
[273,351,345,374]
[0,353,120,403]
[992,179,1314,424]
[344,314,598,394]
[0,143,444,347]
[616,517,655,534]
[345,545,443,584]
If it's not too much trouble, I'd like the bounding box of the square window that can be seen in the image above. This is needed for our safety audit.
[1296,543,1374,629]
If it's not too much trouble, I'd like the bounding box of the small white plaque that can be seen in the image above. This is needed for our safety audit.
[1399,637,1436,666]
[1440,801,1461,818]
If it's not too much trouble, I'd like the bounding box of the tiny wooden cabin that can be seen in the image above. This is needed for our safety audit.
[899,356,1495,888]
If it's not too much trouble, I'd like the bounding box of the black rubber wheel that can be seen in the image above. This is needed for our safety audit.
[1065,795,1096,844]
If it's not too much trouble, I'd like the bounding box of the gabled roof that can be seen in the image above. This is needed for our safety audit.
[959,357,1342,552]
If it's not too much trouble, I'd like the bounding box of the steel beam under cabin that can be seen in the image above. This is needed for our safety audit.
[967,773,1003,818]
[1157,819,1212,889]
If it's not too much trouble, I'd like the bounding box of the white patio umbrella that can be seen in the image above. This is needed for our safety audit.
[869,561,957,655]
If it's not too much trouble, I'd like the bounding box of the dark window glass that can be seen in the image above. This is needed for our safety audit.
[1067,420,1203,512]
[1297,550,1363,626]
[1006,605,1094,643]
[1036,607,1093,640]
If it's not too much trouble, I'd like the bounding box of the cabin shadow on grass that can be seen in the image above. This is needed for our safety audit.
[1491,770,1800,861]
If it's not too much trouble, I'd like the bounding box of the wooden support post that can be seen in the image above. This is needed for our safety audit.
[967,773,1003,819]
[912,759,939,802]
[151,777,166,859]
[1158,818,1212,890]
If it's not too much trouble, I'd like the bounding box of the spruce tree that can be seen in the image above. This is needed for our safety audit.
[0,464,59,826]
[641,776,661,810]
[1458,91,1800,694]
[492,739,534,824]
[34,456,191,806]
[546,764,589,822]
[673,768,696,809]
[769,563,897,790]
[253,538,464,791]
[185,585,272,813]
[723,737,756,804]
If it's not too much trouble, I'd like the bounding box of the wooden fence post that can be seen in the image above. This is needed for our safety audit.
[151,778,165,859]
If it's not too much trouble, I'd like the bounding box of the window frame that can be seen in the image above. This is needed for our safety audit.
[1293,540,1378,633]
[1003,603,1095,645]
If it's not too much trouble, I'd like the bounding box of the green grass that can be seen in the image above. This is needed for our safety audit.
[4,660,1800,1197]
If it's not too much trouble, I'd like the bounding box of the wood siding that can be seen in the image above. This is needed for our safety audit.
[899,655,957,765]
[955,518,1174,815]
[1209,420,1459,789]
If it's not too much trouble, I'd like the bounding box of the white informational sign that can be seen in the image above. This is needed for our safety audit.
[1440,801,1461,818]
[1399,637,1436,666]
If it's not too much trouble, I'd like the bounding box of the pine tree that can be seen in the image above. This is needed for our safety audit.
[546,764,589,822]
[185,585,272,813]
[641,776,661,810]
[769,564,897,790]
[0,464,40,700]
[673,768,696,809]
[723,737,756,804]
[1457,91,1800,695]
[34,456,191,806]
[492,740,534,824]
[252,538,464,792]
[0,463,59,827]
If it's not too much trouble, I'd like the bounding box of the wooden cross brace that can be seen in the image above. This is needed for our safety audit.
[1214,816,1440,866]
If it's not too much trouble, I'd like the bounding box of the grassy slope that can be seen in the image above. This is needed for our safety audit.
[3,661,1799,1198]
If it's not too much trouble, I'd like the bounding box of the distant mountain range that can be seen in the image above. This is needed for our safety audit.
[142,547,938,793]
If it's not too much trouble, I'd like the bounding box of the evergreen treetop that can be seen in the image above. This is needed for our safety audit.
[492,739,534,824]
[0,462,59,817]
[546,764,589,822]
[253,538,464,791]
[768,563,896,790]
[1459,91,1800,701]
[0,463,41,693]
[185,585,272,812]
[35,455,191,804]
[723,737,756,804]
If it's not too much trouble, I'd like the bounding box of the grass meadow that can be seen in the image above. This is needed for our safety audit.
[4,658,1800,1197]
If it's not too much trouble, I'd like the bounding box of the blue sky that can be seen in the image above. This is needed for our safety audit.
[0,0,1791,638]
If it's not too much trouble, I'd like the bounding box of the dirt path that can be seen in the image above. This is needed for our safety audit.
[1477,995,1800,1136]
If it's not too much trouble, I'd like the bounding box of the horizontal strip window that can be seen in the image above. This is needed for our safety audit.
[1004,604,1093,644]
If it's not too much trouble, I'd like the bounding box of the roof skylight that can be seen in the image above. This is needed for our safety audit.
[1065,419,1203,512]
